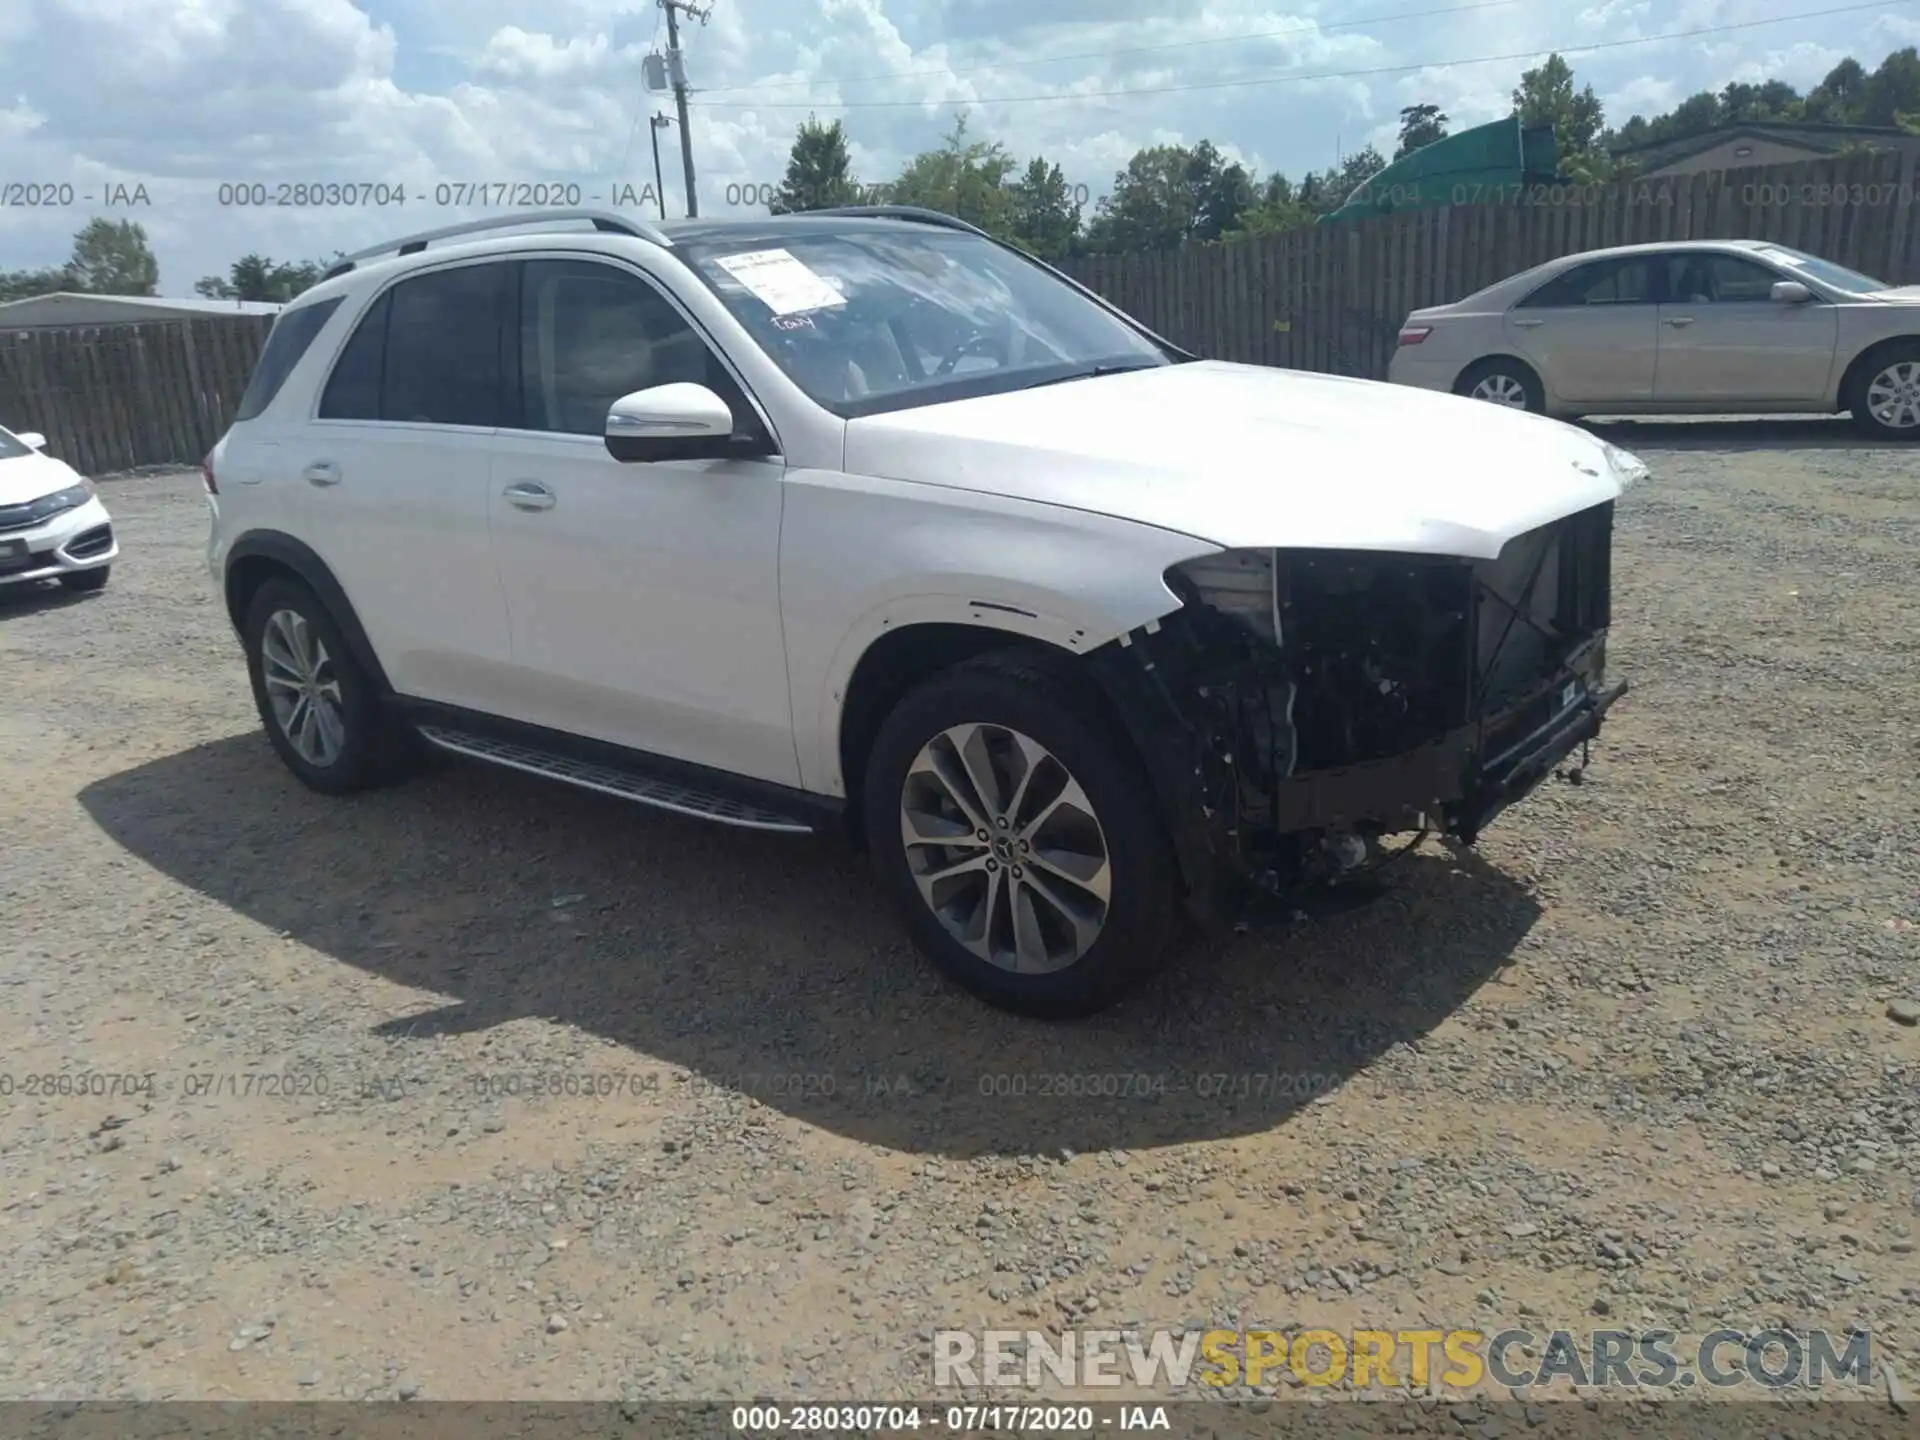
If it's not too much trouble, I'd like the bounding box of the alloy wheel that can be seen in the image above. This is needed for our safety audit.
[1865,360,1920,431]
[898,722,1112,974]
[261,608,346,767]
[1470,373,1530,408]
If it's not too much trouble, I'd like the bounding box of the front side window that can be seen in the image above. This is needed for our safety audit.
[680,227,1174,417]
[517,259,735,435]
[1518,258,1655,309]
[1664,253,1785,304]
[233,297,342,422]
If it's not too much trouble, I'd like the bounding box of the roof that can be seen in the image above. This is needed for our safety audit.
[1608,121,1920,169]
[0,291,284,325]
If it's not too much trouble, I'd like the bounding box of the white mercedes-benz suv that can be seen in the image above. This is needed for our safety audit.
[205,205,1642,1018]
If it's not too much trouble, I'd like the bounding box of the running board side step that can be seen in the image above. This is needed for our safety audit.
[415,725,817,834]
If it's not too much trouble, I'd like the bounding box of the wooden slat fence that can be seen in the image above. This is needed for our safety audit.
[0,314,271,476]
[3,150,1919,474]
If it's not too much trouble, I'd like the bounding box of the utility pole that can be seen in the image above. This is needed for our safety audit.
[649,113,673,221]
[659,0,708,217]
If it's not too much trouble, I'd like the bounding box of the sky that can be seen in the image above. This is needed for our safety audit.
[2,0,1918,295]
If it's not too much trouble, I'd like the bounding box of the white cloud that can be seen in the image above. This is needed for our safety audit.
[0,0,1913,291]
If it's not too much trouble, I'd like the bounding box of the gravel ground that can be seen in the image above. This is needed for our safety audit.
[0,417,1916,1408]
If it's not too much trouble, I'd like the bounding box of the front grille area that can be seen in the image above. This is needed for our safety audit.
[65,524,113,559]
[0,548,45,577]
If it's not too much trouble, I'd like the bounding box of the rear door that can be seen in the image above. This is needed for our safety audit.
[1504,256,1660,406]
[295,261,516,709]
[1652,251,1839,405]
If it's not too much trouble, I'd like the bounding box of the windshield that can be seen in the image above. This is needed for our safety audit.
[0,427,29,461]
[1753,245,1891,295]
[680,227,1173,417]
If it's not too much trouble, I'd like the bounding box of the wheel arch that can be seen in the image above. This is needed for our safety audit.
[224,531,392,695]
[1453,352,1544,398]
[1835,333,1920,412]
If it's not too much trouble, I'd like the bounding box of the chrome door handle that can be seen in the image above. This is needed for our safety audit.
[503,481,556,511]
[1664,316,1695,327]
[303,462,340,486]
[1512,318,1544,328]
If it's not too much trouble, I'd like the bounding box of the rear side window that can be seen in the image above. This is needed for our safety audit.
[382,264,510,427]
[1518,258,1654,309]
[232,298,343,422]
[319,292,388,420]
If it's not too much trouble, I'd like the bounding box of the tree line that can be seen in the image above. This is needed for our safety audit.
[766,46,1920,257]
[4,45,1915,303]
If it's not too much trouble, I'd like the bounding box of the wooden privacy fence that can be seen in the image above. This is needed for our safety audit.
[1060,148,1920,381]
[0,314,271,476]
[5,148,1920,474]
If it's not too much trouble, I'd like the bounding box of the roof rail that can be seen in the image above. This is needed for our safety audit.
[805,205,994,239]
[321,208,671,280]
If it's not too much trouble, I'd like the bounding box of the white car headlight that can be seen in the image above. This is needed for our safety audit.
[15,478,96,525]
[1601,442,1648,489]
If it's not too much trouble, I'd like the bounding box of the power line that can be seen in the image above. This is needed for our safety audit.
[693,0,1526,98]
[692,0,1913,111]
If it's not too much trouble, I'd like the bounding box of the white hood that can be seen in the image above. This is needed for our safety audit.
[0,446,83,507]
[844,360,1636,559]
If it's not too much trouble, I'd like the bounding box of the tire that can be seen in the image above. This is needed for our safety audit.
[59,565,109,593]
[1847,342,1920,440]
[1455,358,1545,414]
[861,650,1183,1020]
[242,576,413,795]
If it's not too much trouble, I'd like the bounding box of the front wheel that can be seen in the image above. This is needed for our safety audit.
[862,652,1184,1020]
[1455,358,1545,413]
[1849,344,1920,440]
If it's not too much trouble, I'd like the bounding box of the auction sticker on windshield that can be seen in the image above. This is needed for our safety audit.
[713,248,846,317]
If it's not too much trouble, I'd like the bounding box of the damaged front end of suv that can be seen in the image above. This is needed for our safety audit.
[1088,499,1629,924]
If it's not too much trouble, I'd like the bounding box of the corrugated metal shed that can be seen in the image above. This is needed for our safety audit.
[0,292,284,329]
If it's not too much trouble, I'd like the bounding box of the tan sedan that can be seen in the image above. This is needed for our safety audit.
[1388,239,1920,438]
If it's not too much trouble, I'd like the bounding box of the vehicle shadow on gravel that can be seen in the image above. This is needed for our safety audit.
[80,735,1540,1157]
[0,581,94,616]
[1583,416,1893,451]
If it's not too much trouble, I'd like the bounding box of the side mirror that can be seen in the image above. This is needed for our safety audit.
[1771,280,1813,304]
[605,383,761,463]
[15,431,46,451]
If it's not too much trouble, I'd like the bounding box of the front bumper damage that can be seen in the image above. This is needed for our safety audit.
[1087,501,1628,924]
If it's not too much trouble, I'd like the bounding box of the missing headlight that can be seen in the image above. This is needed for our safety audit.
[1167,549,1279,647]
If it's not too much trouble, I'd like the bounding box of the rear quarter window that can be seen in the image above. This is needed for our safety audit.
[233,298,344,423]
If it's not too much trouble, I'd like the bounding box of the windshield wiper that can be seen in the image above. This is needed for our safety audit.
[1024,360,1164,390]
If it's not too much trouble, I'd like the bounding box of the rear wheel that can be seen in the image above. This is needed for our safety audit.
[59,565,109,593]
[1849,343,1920,439]
[1455,358,1544,413]
[242,577,414,795]
[862,652,1183,1019]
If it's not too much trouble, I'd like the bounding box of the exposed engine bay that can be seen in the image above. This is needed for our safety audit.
[1087,502,1628,918]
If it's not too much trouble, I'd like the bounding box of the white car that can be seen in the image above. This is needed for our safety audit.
[0,424,116,593]
[1388,239,1920,437]
[206,205,1642,1018]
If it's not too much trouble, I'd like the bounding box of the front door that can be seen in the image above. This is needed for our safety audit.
[1652,251,1839,405]
[1504,255,1661,406]
[485,257,799,787]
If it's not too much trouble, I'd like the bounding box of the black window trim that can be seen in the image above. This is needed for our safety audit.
[235,295,346,423]
[499,249,783,457]
[306,256,515,431]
